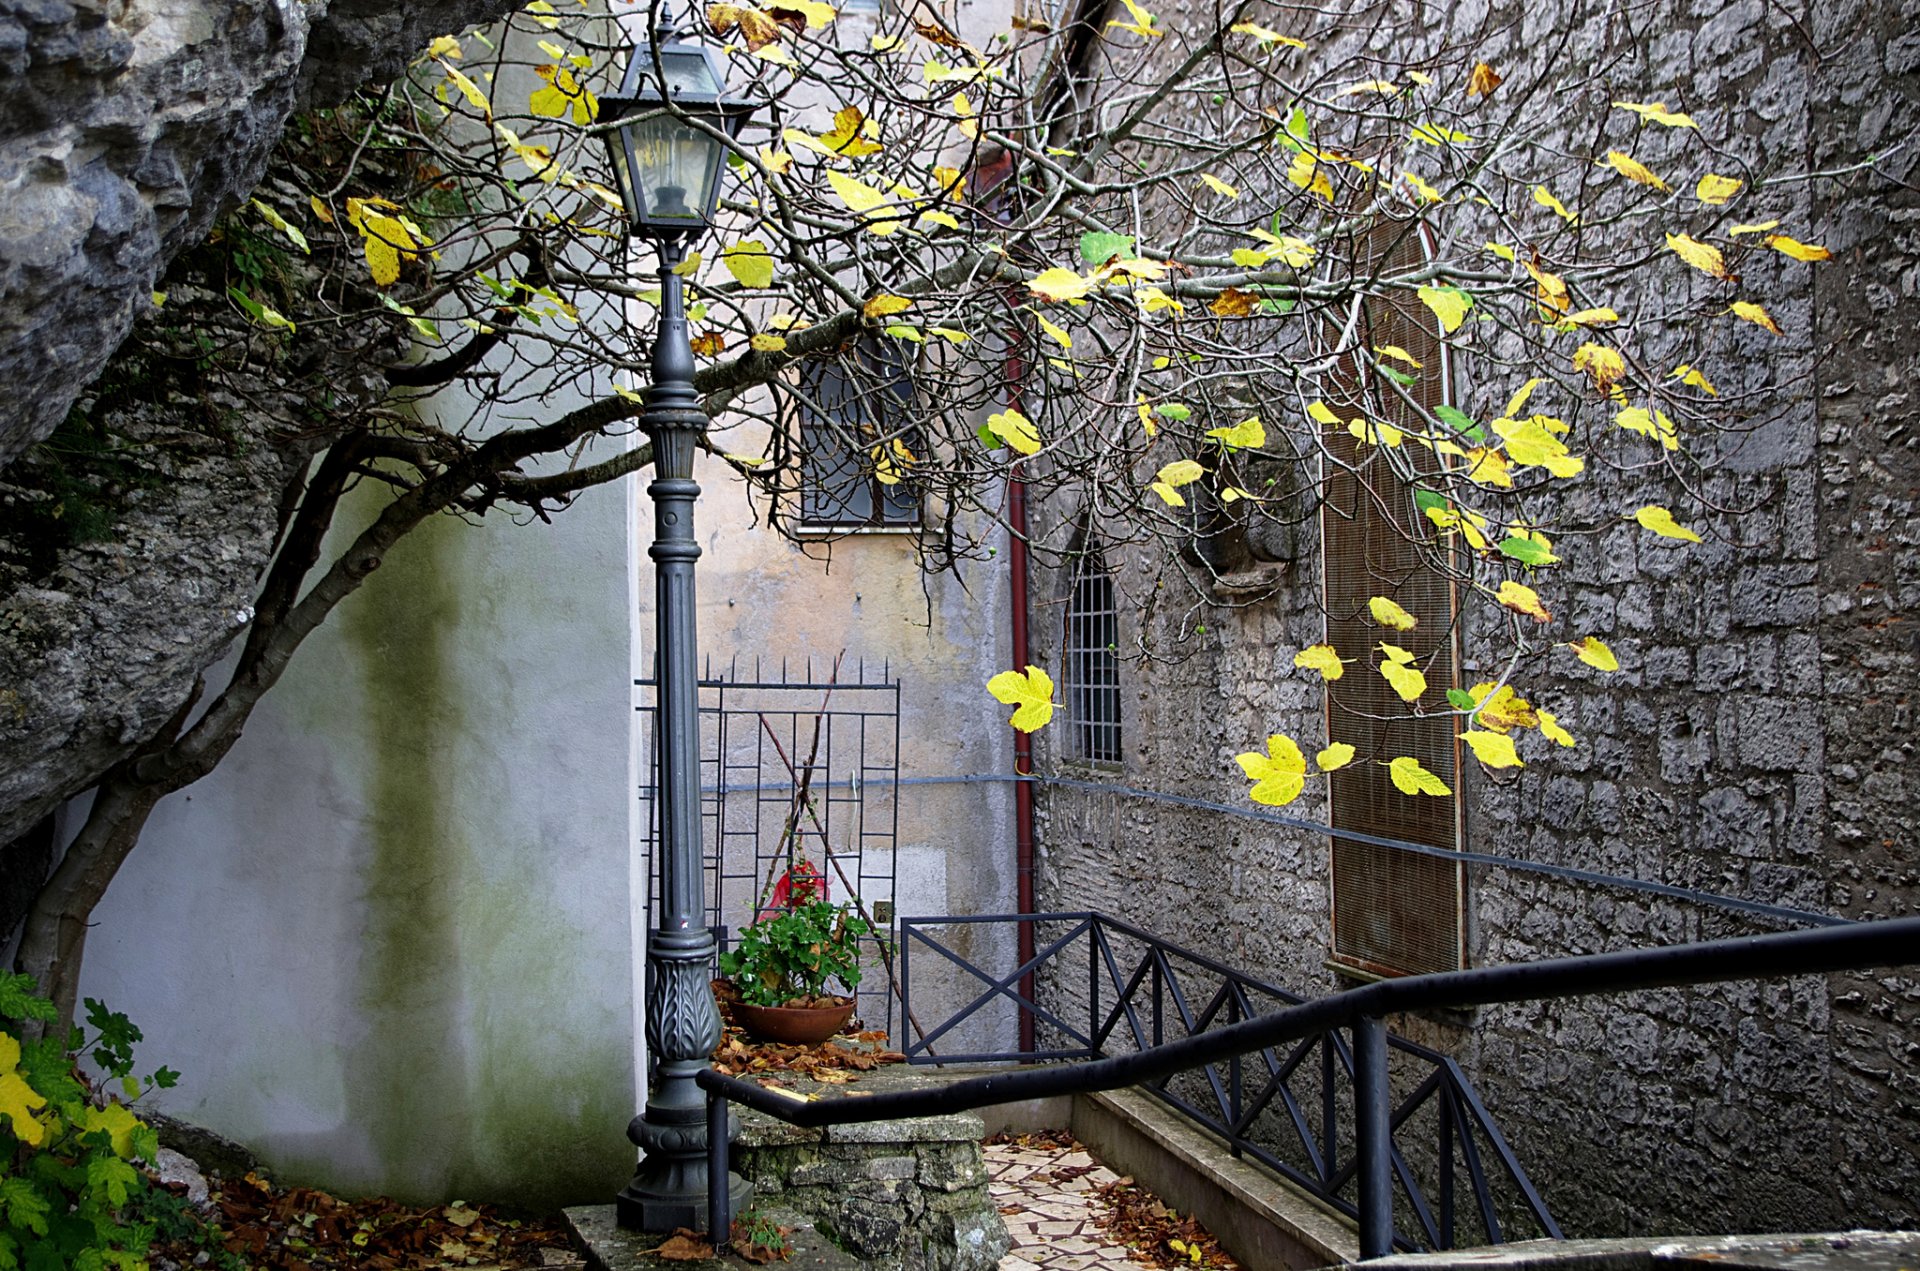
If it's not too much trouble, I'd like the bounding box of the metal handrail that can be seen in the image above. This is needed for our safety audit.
[697,915,1920,1258]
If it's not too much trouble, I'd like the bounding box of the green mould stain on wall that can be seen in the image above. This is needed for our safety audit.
[331,503,633,1210]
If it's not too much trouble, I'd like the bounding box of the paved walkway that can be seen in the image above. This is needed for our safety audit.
[986,1141,1142,1271]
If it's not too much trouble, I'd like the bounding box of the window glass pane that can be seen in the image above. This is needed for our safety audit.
[797,343,920,528]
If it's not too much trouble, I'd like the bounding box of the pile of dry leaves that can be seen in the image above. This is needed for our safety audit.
[151,1169,576,1271]
[1091,1175,1240,1270]
[707,980,905,1083]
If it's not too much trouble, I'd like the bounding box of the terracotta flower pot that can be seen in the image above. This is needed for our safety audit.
[734,997,856,1046]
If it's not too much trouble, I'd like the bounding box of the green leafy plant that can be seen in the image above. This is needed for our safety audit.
[718,901,874,1008]
[1,972,178,1271]
[729,1203,792,1263]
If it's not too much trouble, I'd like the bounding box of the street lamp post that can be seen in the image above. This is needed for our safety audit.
[601,23,757,1234]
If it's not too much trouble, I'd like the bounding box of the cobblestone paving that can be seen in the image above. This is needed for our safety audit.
[987,1142,1142,1271]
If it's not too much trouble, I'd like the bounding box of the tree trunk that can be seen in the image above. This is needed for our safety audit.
[13,768,166,1039]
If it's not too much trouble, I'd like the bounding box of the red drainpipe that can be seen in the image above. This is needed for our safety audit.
[1005,343,1037,1055]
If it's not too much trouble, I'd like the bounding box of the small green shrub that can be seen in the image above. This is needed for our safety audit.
[718,901,874,1007]
[0,973,179,1271]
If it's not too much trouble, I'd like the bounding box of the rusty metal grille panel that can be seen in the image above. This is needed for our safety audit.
[1063,543,1122,764]
[1322,221,1464,977]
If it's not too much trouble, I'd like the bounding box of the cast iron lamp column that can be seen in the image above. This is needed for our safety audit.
[600,25,756,1231]
[614,231,753,1231]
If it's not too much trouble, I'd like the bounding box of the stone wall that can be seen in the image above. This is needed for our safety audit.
[734,1090,1008,1271]
[1029,0,1918,1242]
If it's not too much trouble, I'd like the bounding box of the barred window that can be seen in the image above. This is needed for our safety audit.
[1063,542,1122,765]
[797,346,919,530]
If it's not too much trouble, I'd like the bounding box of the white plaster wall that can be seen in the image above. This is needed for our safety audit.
[79,0,1030,1211]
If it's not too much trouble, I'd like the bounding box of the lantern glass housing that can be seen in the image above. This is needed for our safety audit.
[602,35,755,237]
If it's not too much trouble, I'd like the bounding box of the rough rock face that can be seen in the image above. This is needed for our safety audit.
[0,278,401,849]
[0,0,518,469]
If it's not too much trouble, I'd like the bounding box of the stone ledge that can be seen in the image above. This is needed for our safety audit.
[564,1203,863,1271]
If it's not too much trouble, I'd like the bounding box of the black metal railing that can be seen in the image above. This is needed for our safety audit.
[698,914,1920,1261]
[897,913,1555,1253]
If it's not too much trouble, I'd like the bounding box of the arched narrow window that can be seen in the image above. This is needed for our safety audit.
[1062,540,1122,765]
[1321,219,1465,977]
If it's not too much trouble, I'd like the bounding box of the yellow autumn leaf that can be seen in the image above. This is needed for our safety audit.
[1468,682,1537,732]
[1307,400,1341,426]
[1150,481,1185,507]
[749,333,787,352]
[1316,742,1357,772]
[1036,313,1072,349]
[1615,406,1679,450]
[528,64,597,125]
[1375,345,1422,368]
[1538,709,1577,747]
[1293,644,1348,681]
[1631,505,1703,542]
[439,60,491,115]
[1729,220,1780,236]
[80,1102,146,1160]
[426,34,463,59]
[862,293,914,318]
[986,408,1042,455]
[1696,173,1743,205]
[1155,459,1205,490]
[722,240,775,288]
[930,327,970,344]
[1495,579,1550,622]
[827,170,901,235]
[1416,286,1473,333]
[1028,267,1094,302]
[1666,233,1732,280]
[1599,149,1669,191]
[1235,734,1306,806]
[1728,300,1782,334]
[1534,185,1577,223]
[1503,377,1543,419]
[1106,0,1162,36]
[1766,234,1832,262]
[1230,20,1304,45]
[987,666,1056,732]
[1567,636,1618,671]
[1672,364,1717,395]
[1368,596,1418,631]
[1565,307,1620,326]
[0,1033,47,1146]
[1380,657,1427,703]
[1206,417,1265,450]
[818,105,884,157]
[1466,61,1502,96]
[1287,151,1333,202]
[1572,343,1626,392]
[1199,174,1238,198]
[1612,100,1697,128]
[252,200,309,253]
[1388,755,1452,797]
[1462,730,1524,768]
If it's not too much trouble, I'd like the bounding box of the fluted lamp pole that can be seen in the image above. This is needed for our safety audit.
[601,20,757,1233]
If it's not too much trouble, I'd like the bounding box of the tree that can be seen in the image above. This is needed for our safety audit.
[7,0,1842,1028]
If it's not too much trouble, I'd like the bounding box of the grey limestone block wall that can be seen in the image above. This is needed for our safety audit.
[733,1101,1009,1271]
[1026,0,1919,1243]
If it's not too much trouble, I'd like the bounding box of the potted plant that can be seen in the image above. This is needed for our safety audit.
[719,890,875,1046]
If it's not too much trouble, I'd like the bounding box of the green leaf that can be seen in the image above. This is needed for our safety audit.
[1412,489,1447,513]
[1446,688,1477,711]
[1432,403,1483,442]
[1374,363,1415,387]
[1283,104,1311,151]
[1497,536,1557,566]
[0,976,56,1024]
[1153,403,1191,421]
[1078,231,1135,264]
